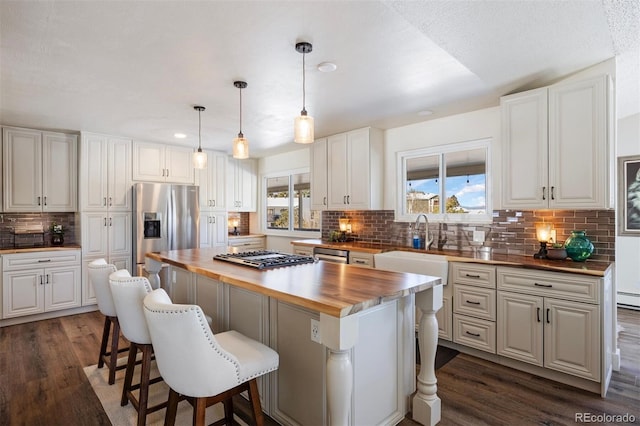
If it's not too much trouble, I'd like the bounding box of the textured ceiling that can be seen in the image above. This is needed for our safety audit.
[1,0,638,157]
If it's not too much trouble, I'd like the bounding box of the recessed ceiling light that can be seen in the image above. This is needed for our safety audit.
[317,62,337,73]
[174,133,187,139]
[417,110,433,116]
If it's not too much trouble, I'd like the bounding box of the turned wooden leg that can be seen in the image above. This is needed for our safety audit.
[326,349,352,425]
[108,317,121,385]
[247,379,264,426]
[137,345,154,426]
[121,344,138,406]
[98,316,110,368]
[164,389,180,426]
[412,285,443,426]
[193,397,207,426]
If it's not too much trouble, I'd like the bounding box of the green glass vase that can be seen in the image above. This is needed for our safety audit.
[564,231,593,262]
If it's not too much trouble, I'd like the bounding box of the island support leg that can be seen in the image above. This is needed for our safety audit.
[144,257,163,290]
[413,284,443,426]
[320,313,359,426]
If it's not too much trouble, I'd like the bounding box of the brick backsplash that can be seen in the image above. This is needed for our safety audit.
[228,212,250,236]
[0,212,78,248]
[322,209,615,262]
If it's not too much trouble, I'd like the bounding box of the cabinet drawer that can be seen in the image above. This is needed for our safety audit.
[453,314,496,353]
[451,263,496,288]
[497,267,599,304]
[350,252,374,268]
[292,246,313,257]
[228,237,265,253]
[453,285,496,321]
[3,250,81,271]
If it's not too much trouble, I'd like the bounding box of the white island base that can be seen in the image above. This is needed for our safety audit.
[145,256,443,426]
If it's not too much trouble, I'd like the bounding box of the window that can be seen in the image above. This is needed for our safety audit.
[399,138,491,223]
[265,172,320,232]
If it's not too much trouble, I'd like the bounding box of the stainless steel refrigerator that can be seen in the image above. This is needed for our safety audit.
[133,183,200,277]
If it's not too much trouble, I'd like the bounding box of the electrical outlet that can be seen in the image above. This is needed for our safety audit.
[310,319,320,343]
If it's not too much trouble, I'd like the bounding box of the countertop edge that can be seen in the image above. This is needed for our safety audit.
[0,245,81,254]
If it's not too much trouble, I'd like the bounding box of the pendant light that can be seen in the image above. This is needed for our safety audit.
[232,81,249,159]
[294,41,314,144]
[193,106,207,169]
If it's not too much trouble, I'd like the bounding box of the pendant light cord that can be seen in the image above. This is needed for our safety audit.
[239,86,243,136]
[198,108,202,150]
[302,50,307,113]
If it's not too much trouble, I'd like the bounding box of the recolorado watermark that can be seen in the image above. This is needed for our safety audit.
[575,412,636,423]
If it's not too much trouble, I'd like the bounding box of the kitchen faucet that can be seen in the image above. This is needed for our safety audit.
[414,214,434,250]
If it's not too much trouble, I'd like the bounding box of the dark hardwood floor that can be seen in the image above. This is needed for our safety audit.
[1,308,638,425]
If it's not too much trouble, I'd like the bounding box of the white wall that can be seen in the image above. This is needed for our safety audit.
[383,107,501,210]
[616,112,640,307]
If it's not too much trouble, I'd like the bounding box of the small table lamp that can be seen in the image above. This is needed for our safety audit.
[534,223,552,259]
[338,218,351,242]
[230,218,240,236]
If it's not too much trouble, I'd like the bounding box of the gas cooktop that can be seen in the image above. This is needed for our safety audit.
[213,250,316,269]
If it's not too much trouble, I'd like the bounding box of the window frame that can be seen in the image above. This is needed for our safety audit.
[396,138,492,224]
[262,167,321,237]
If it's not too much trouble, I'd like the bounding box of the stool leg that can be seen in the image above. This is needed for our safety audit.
[98,316,111,368]
[121,343,138,406]
[247,379,264,426]
[164,389,180,426]
[193,397,207,426]
[108,317,121,385]
[137,345,153,426]
[223,398,234,425]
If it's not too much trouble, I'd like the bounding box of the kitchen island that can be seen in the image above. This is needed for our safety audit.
[145,248,443,426]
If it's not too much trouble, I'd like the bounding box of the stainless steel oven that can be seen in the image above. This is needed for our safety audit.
[313,247,349,264]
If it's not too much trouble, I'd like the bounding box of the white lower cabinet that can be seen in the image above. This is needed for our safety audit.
[2,250,81,319]
[228,235,265,252]
[497,284,601,381]
[452,263,497,353]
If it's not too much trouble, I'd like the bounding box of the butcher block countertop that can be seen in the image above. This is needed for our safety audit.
[0,244,81,255]
[292,239,612,277]
[146,248,441,318]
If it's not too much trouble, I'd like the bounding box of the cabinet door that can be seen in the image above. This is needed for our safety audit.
[45,266,81,311]
[169,266,193,304]
[3,127,42,212]
[165,145,194,184]
[194,275,223,333]
[2,269,43,318]
[80,133,108,211]
[227,158,256,212]
[81,213,109,258]
[496,291,543,366]
[346,128,371,210]
[548,75,608,209]
[200,212,229,249]
[108,212,132,257]
[108,137,132,211]
[544,298,600,381]
[500,88,548,209]
[198,151,227,211]
[310,138,328,210]
[42,132,78,212]
[327,133,348,209]
[132,141,166,182]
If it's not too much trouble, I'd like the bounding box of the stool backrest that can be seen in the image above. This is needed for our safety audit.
[109,271,153,345]
[143,288,241,397]
[87,259,117,317]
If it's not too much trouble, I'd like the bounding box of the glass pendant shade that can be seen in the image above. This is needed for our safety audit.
[193,105,207,169]
[193,149,207,169]
[233,134,249,159]
[294,111,314,144]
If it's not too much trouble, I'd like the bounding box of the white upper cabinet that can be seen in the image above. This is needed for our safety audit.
[3,127,77,212]
[501,75,611,209]
[227,157,257,212]
[80,133,132,212]
[326,127,383,210]
[195,150,227,211]
[310,138,328,211]
[132,141,194,184]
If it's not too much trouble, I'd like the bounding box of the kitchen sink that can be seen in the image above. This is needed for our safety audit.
[373,250,448,284]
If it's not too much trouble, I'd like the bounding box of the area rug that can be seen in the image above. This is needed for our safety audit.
[84,361,248,426]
